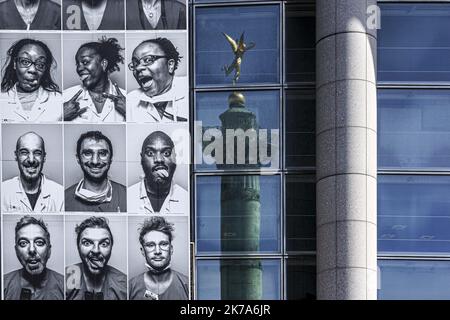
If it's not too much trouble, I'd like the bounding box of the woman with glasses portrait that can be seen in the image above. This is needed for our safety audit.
[127,37,188,123]
[0,38,62,122]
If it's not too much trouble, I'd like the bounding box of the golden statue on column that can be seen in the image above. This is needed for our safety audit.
[222,32,255,85]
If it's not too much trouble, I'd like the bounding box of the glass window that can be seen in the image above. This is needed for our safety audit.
[286,175,316,252]
[195,5,280,86]
[285,89,315,169]
[286,257,316,300]
[195,90,280,170]
[378,175,450,255]
[196,175,281,254]
[378,4,450,83]
[378,260,450,300]
[285,3,315,83]
[196,259,281,300]
[378,89,450,170]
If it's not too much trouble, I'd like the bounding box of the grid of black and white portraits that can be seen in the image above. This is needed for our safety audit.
[0,0,190,300]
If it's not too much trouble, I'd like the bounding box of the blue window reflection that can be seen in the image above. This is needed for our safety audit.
[378,175,450,254]
[195,90,280,170]
[196,259,281,300]
[379,4,450,83]
[378,260,450,300]
[196,175,281,254]
[195,5,280,86]
[378,89,450,170]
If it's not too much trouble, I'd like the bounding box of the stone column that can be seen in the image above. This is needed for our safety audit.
[316,0,377,300]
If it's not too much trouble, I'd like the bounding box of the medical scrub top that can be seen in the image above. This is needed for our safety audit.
[3,268,64,300]
[63,0,125,30]
[0,0,61,30]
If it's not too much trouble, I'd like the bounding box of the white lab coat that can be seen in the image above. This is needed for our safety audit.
[127,178,188,214]
[127,76,188,123]
[2,175,64,213]
[63,80,125,123]
[0,86,62,122]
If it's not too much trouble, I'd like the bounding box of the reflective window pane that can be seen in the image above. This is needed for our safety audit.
[286,175,316,252]
[285,3,315,83]
[379,4,450,83]
[285,89,315,168]
[286,257,316,300]
[378,260,450,300]
[196,259,281,300]
[196,175,281,254]
[378,175,450,254]
[378,89,450,170]
[195,5,280,86]
[195,90,280,170]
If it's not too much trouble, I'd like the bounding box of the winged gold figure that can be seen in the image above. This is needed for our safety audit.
[222,32,255,85]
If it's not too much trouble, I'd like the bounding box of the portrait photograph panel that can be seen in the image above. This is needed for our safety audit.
[0,33,63,123]
[62,0,125,31]
[126,32,188,123]
[1,123,64,213]
[64,124,127,213]
[65,214,127,300]
[0,0,62,31]
[126,0,187,31]
[62,33,126,123]
[2,214,64,300]
[127,215,189,300]
[127,123,189,215]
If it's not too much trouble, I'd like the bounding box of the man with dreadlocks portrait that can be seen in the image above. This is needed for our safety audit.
[63,37,126,123]
[0,38,62,122]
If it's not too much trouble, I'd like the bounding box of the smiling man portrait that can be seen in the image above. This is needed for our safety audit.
[65,130,126,212]
[2,131,64,213]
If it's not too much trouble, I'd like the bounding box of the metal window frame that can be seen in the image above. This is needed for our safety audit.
[194,256,284,300]
[193,173,284,258]
[283,87,317,172]
[284,254,317,300]
[192,88,283,174]
[377,1,450,87]
[376,1,450,288]
[283,173,317,256]
[191,0,318,301]
[192,1,283,90]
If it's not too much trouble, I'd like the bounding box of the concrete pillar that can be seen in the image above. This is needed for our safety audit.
[219,92,262,299]
[316,0,377,300]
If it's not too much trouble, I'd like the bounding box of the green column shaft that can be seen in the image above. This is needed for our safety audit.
[219,92,263,299]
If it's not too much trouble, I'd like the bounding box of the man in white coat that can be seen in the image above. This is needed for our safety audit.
[128,131,187,214]
[2,132,63,213]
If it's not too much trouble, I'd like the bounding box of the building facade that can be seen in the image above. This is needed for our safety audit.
[192,0,450,300]
[1,0,449,300]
